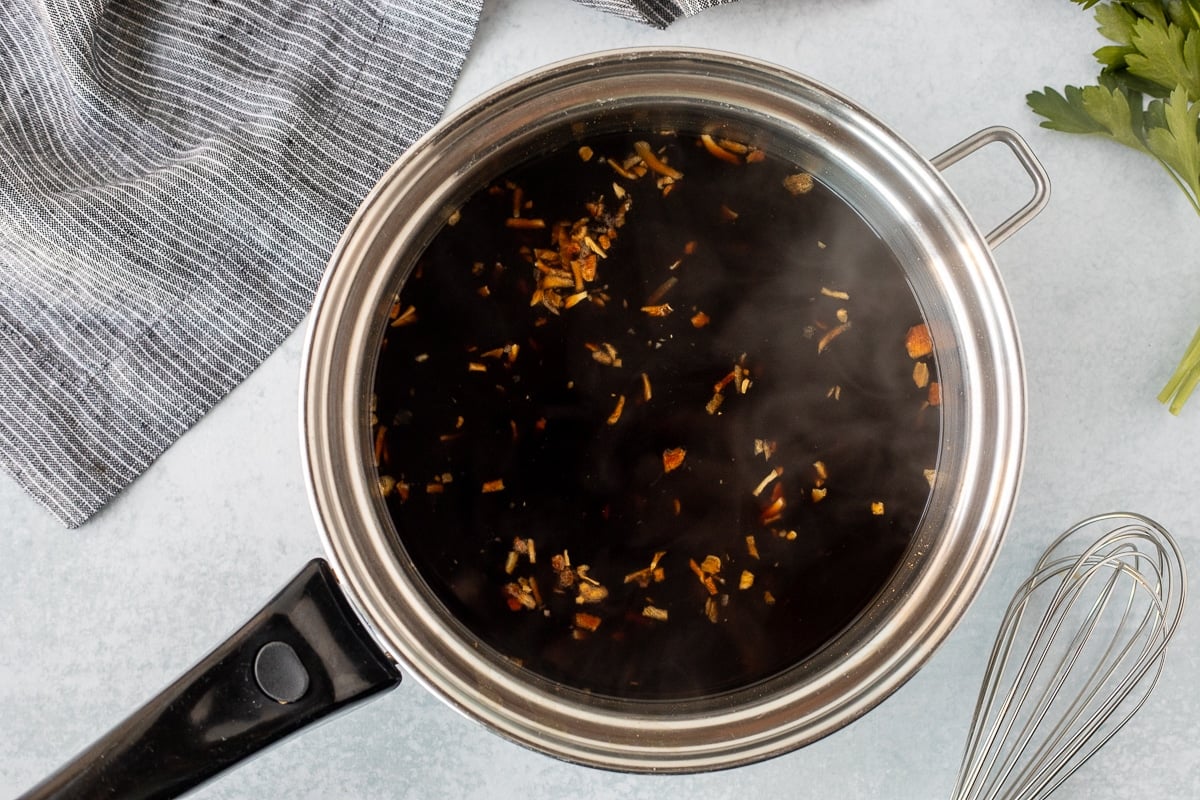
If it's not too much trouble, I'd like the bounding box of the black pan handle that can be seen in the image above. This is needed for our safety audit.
[18,558,402,800]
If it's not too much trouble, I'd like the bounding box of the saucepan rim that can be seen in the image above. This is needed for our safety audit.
[300,46,1029,772]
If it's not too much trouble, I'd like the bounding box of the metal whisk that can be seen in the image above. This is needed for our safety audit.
[952,511,1187,800]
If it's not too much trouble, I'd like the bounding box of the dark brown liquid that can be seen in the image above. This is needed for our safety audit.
[372,130,941,700]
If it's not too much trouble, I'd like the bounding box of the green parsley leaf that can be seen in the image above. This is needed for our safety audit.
[1026,84,1149,149]
[1145,85,1200,194]
[1032,1,1200,413]
[1097,1,1139,46]
[1126,16,1200,96]
[1026,86,1110,134]
[1164,0,1200,29]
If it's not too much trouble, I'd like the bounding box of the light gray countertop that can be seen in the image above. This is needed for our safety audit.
[3,1,1198,797]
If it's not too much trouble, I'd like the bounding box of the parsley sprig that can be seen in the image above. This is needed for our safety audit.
[1028,0,1200,413]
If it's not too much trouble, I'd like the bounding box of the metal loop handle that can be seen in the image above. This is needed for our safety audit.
[931,126,1051,250]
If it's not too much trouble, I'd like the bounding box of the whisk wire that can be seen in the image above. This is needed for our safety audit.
[1002,555,1161,799]
[962,562,1109,800]
[951,513,1186,800]
[959,548,1123,800]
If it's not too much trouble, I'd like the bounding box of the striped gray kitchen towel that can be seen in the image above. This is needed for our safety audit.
[0,0,736,528]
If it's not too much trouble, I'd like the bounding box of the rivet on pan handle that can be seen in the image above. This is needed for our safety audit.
[931,126,1051,250]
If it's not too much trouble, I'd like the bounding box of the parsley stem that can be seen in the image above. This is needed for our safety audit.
[1155,160,1200,217]
[1158,324,1200,414]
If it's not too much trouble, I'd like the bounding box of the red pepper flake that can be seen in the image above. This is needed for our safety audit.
[623,551,667,588]
[760,495,786,525]
[817,322,851,354]
[662,447,687,473]
[699,133,742,164]
[583,236,607,259]
[927,381,942,407]
[753,439,778,460]
[389,305,418,328]
[587,341,623,367]
[482,479,505,493]
[913,361,931,389]
[373,425,388,467]
[606,157,638,180]
[576,581,609,605]
[783,172,815,195]
[751,466,783,498]
[704,596,721,624]
[511,185,524,218]
[642,605,669,622]
[551,552,573,586]
[633,140,683,181]
[759,482,787,524]
[512,536,535,562]
[689,555,722,596]
[574,611,602,632]
[906,323,934,359]
[606,395,626,426]
[505,218,546,230]
[503,578,539,611]
[691,311,710,328]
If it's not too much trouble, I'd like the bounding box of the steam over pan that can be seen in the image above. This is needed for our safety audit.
[303,48,1047,770]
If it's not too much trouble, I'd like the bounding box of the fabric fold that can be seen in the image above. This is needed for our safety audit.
[572,0,737,28]
[0,0,736,527]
